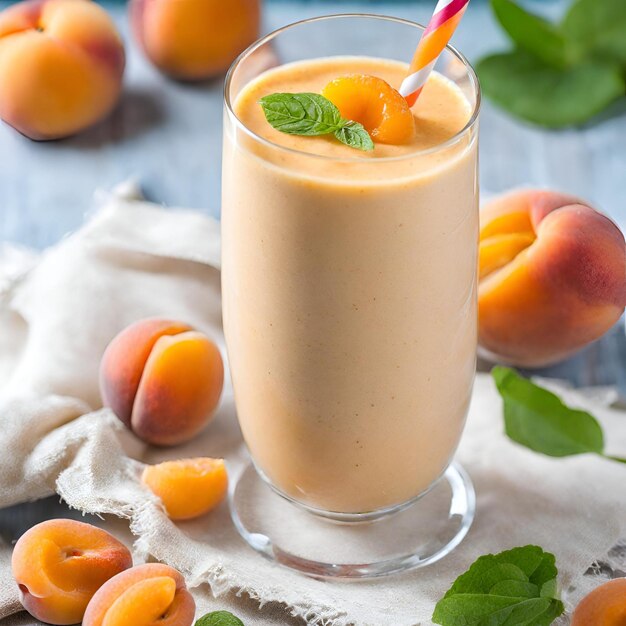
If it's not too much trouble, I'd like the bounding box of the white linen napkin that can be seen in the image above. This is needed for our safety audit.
[0,183,624,626]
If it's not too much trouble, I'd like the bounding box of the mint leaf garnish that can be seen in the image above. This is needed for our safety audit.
[195,611,244,626]
[334,120,374,151]
[259,93,343,136]
[259,92,374,151]
[477,51,624,127]
[433,546,564,626]
[492,366,626,464]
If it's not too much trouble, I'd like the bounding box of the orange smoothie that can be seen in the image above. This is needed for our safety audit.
[222,56,478,514]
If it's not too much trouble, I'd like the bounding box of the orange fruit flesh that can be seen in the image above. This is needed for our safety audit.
[479,233,536,279]
[142,457,228,520]
[479,210,537,280]
[322,74,415,145]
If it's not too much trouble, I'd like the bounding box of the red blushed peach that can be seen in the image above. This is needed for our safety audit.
[0,0,125,140]
[479,190,626,367]
[99,318,224,446]
[130,0,260,81]
[82,563,195,626]
[12,519,132,625]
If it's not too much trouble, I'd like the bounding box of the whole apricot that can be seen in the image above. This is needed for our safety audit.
[100,318,224,446]
[83,563,195,626]
[571,578,626,626]
[0,0,125,140]
[142,457,228,520]
[479,190,626,367]
[130,0,260,81]
[12,519,132,625]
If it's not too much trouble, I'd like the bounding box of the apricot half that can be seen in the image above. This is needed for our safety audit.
[479,190,626,367]
[12,519,132,625]
[322,74,415,144]
[100,318,224,446]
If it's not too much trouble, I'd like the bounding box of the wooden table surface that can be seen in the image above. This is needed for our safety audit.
[0,1,624,623]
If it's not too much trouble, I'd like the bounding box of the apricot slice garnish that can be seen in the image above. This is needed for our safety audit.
[322,74,415,144]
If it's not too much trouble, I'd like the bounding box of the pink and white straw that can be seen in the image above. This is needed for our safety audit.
[400,0,470,107]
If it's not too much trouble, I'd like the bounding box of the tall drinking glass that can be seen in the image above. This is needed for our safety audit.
[222,14,480,578]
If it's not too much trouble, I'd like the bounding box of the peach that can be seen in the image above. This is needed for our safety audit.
[142,458,228,520]
[100,318,224,446]
[479,189,626,367]
[83,563,195,626]
[12,519,132,625]
[0,0,125,140]
[130,0,260,81]
[571,578,626,626]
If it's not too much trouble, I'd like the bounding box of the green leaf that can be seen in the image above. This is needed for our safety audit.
[434,596,561,626]
[259,92,344,136]
[493,367,626,465]
[562,0,626,65]
[334,121,374,151]
[492,366,605,457]
[477,50,624,127]
[490,580,539,598]
[540,578,558,600]
[444,547,558,598]
[605,455,626,465]
[259,92,375,151]
[433,546,564,626]
[195,611,245,626]
[491,0,569,68]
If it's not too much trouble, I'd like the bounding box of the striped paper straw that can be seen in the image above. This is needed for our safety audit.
[400,0,470,107]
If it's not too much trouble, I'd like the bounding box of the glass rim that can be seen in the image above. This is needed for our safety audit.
[223,13,481,164]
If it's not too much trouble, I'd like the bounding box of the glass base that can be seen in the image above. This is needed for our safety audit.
[229,461,475,579]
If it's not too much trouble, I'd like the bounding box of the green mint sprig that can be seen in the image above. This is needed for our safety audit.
[477,0,626,127]
[259,93,374,152]
[195,611,244,626]
[493,366,626,464]
[433,545,564,626]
